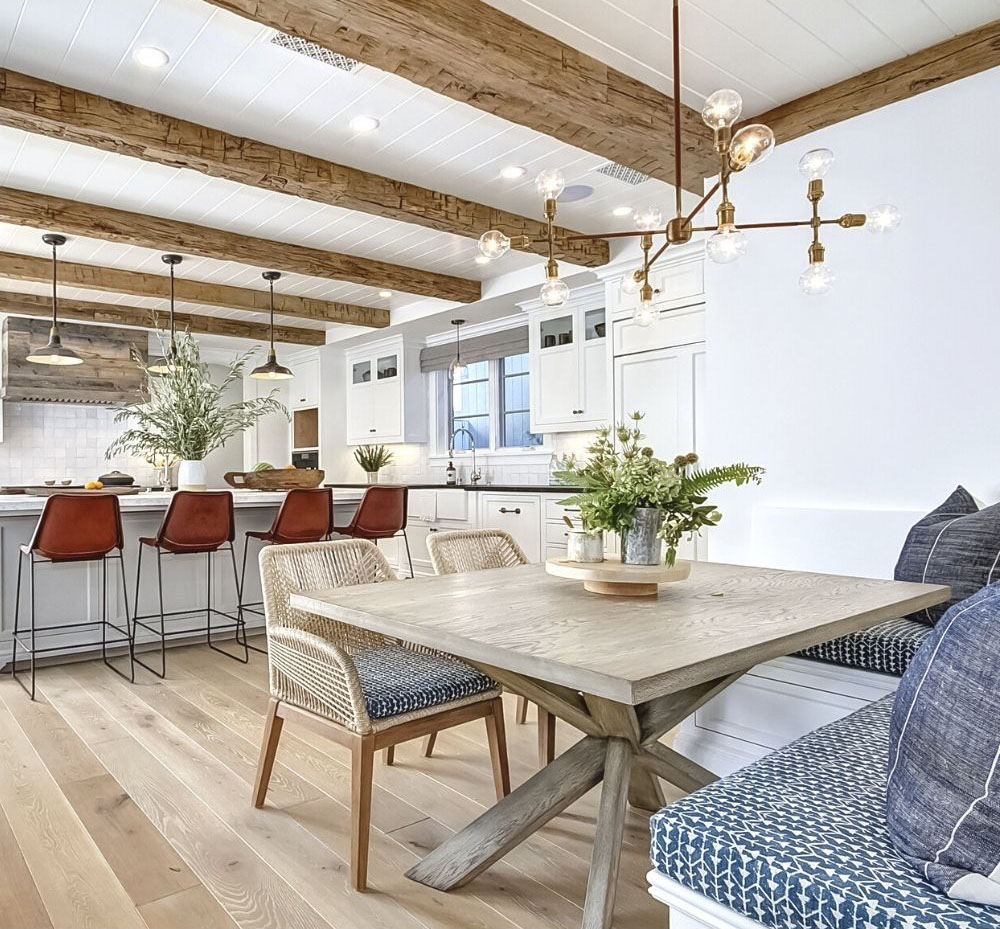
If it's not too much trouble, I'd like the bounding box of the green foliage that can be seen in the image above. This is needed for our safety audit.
[106,332,288,463]
[354,444,394,473]
[555,412,764,565]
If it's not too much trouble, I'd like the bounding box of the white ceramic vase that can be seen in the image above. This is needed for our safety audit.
[566,529,604,563]
[177,459,207,491]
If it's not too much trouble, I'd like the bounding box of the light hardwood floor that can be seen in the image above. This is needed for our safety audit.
[0,639,677,929]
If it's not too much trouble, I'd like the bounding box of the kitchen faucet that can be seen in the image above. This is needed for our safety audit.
[448,426,482,484]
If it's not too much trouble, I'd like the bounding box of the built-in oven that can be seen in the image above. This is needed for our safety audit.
[292,450,320,470]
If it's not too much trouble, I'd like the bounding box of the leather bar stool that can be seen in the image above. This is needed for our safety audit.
[239,487,334,628]
[335,485,414,578]
[11,493,133,699]
[132,490,246,677]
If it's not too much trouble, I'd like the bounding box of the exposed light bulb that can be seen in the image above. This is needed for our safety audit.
[621,268,643,295]
[535,169,566,200]
[540,278,569,307]
[866,204,902,235]
[799,262,836,296]
[729,124,775,171]
[633,301,656,327]
[478,229,511,259]
[798,148,834,180]
[449,357,468,381]
[706,224,748,264]
[701,89,743,130]
[634,206,663,232]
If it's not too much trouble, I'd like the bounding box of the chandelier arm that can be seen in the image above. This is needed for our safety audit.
[647,239,671,268]
[684,179,723,226]
[672,0,683,218]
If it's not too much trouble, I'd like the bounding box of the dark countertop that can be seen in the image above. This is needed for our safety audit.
[326,482,583,493]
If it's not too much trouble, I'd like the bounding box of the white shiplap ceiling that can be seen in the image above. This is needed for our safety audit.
[0,0,994,342]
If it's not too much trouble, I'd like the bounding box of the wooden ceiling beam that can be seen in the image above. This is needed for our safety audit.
[0,188,480,304]
[0,69,607,268]
[0,291,326,345]
[203,0,717,193]
[0,249,388,328]
[748,20,1000,144]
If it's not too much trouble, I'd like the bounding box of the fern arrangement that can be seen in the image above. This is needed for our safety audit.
[555,412,764,565]
[106,332,287,462]
[354,444,394,474]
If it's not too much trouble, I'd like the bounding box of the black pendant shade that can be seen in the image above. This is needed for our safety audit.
[26,234,83,366]
[250,271,294,380]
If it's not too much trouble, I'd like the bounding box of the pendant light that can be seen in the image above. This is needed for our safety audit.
[449,318,467,382]
[148,253,183,374]
[26,234,82,366]
[250,271,293,380]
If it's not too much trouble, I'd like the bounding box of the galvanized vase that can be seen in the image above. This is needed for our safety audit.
[622,507,664,565]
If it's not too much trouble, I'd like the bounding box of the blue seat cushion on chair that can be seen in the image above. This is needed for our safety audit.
[649,697,1000,929]
[894,485,1000,626]
[796,617,932,676]
[886,585,1000,905]
[353,645,495,720]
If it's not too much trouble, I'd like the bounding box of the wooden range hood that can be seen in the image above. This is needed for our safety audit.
[3,317,148,404]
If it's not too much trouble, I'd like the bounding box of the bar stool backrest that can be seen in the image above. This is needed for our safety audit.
[269,488,333,543]
[157,490,235,551]
[346,485,408,539]
[28,493,124,562]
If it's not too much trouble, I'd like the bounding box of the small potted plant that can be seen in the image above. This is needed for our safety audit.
[556,412,764,566]
[354,444,394,484]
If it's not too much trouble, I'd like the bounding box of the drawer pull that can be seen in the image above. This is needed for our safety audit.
[498,507,521,515]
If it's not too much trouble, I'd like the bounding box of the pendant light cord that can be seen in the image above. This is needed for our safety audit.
[50,239,58,329]
[168,260,176,352]
[268,277,276,351]
[455,321,461,364]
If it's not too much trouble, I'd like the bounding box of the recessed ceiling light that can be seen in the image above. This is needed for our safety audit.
[350,114,380,133]
[475,254,491,265]
[379,289,392,298]
[500,165,526,180]
[133,46,170,68]
[613,206,633,217]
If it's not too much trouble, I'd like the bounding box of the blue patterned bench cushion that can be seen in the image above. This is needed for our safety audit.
[649,697,1000,929]
[796,617,932,676]
[353,645,495,720]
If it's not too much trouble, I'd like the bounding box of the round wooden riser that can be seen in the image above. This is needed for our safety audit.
[583,580,660,597]
[545,556,691,596]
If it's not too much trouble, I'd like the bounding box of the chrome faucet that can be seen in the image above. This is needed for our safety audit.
[448,426,482,485]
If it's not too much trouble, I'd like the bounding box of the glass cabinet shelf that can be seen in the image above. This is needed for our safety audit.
[584,308,607,341]
[539,315,573,349]
[376,354,399,380]
[352,360,371,384]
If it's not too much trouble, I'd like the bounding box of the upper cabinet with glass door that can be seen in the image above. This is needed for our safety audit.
[520,282,609,434]
[344,337,427,445]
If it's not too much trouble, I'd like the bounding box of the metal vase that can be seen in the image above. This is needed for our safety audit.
[622,507,664,565]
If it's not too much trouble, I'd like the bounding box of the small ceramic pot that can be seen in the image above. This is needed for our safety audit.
[366,471,379,484]
[622,507,664,565]
[177,459,207,492]
[566,530,604,564]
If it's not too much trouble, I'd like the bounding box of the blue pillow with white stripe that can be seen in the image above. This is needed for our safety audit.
[893,486,1000,625]
[886,584,1000,905]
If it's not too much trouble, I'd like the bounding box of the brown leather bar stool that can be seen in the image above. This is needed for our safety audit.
[335,485,414,578]
[239,487,334,628]
[132,490,246,677]
[11,494,133,699]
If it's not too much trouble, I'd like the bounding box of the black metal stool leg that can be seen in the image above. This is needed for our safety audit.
[133,543,168,679]
[28,555,37,700]
[206,545,249,664]
[237,537,267,655]
[11,550,24,696]
[101,552,135,684]
[401,530,415,578]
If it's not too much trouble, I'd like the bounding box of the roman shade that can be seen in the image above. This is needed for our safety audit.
[419,325,528,373]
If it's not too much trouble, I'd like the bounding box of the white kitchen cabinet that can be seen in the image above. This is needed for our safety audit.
[520,283,608,434]
[345,338,426,445]
[478,493,542,562]
[290,355,319,409]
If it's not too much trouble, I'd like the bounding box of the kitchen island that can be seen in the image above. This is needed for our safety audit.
[0,489,363,669]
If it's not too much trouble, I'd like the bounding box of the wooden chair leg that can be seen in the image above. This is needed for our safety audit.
[485,697,511,799]
[422,732,437,757]
[351,734,376,891]
[515,694,528,724]
[383,745,395,766]
[253,698,284,808]
[537,707,556,767]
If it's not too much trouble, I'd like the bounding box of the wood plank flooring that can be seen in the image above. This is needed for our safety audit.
[0,639,678,929]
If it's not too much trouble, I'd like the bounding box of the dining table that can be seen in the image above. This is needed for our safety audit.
[290,559,949,929]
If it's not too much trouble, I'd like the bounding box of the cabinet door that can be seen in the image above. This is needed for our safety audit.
[580,336,607,423]
[480,495,542,562]
[532,312,579,430]
[371,377,402,439]
[291,357,319,408]
[346,373,374,444]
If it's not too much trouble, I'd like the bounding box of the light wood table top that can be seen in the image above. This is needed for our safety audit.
[291,560,948,704]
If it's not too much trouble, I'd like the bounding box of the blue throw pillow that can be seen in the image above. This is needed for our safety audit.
[886,585,1000,905]
[894,486,1000,625]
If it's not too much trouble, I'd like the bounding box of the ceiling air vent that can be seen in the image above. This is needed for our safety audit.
[269,32,362,74]
[595,161,651,186]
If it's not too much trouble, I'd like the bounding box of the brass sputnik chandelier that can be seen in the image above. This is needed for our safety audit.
[477,0,900,325]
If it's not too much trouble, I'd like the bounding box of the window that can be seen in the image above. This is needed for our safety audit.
[445,352,542,451]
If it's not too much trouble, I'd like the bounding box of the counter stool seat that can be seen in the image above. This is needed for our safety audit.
[132,491,247,677]
[10,493,133,699]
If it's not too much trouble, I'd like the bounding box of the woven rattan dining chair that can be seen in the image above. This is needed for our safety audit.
[253,538,509,891]
[426,529,556,766]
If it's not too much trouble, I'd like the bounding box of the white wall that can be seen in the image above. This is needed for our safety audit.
[704,69,1000,576]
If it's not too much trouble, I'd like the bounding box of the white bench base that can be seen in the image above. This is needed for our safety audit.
[647,869,761,929]
[674,655,899,776]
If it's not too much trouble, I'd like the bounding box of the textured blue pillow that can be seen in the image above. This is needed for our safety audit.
[886,585,1000,905]
[894,486,1000,625]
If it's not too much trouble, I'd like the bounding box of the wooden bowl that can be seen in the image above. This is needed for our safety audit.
[224,469,325,491]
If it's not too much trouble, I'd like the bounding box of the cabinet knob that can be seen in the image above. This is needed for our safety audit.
[428,527,439,532]
[369,428,376,433]
[498,507,521,515]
